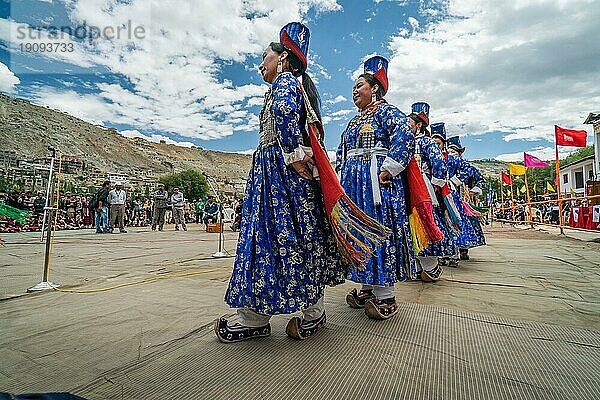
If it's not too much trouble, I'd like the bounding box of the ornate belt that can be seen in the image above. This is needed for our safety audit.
[346,147,388,206]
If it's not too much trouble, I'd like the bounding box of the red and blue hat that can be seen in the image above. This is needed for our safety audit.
[363,55,389,95]
[410,102,430,127]
[447,135,465,152]
[280,22,310,72]
[430,122,447,142]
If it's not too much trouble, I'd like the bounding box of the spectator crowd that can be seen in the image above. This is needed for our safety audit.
[0,181,242,234]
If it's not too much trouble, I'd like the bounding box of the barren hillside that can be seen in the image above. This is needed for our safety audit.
[0,93,252,182]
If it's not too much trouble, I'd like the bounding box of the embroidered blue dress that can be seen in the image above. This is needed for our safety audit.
[415,136,457,257]
[447,154,485,248]
[455,159,486,247]
[225,72,345,315]
[336,102,418,284]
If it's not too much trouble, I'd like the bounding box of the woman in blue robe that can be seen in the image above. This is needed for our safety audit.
[407,111,457,281]
[447,136,486,260]
[216,22,345,343]
[336,56,416,320]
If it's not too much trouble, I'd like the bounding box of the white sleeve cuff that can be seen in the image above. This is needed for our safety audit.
[470,186,483,195]
[450,176,463,187]
[282,145,313,166]
[431,176,446,187]
[381,156,406,177]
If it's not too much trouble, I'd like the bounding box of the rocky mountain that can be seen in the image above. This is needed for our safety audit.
[469,159,508,180]
[0,93,252,184]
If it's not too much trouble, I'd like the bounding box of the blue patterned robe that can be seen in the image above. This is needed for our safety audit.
[225,73,345,315]
[447,154,486,248]
[415,136,457,257]
[336,101,418,284]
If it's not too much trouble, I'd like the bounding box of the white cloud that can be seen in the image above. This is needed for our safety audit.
[407,16,419,31]
[384,0,600,144]
[30,87,117,125]
[326,95,347,104]
[120,129,195,148]
[234,149,256,155]
[494,146,577,162]
[1,1,341,141]
[0,62,20,93]
[322,108,354,124]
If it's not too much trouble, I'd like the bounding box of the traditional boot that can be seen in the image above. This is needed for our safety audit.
[286,312,326,340]
[459,248,470,260]
[421,263,443,282]
[346,288,376,309]
[364,298,399,320]
[214,317,271,343]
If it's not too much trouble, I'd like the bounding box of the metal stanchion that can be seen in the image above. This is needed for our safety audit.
[29,147,60,292]
[39,146,55,242]
[202,173,227,258]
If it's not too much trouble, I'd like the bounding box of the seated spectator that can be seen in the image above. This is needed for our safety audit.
[203,196,219,226]
[33,192,46,217]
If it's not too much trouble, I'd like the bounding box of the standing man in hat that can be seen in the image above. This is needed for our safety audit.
[170,187,187,231]
[217,22,345,343]
[337,55,416,320]
[447,135,486,260]
[407,105,457,281]
[107,182,127,233]
[151,183,169,231]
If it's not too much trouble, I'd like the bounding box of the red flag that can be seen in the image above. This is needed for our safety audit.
[501,172,512,185]
[555,125,587,147]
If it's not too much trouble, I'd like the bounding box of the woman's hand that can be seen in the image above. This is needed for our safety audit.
[291,155,314,180]
[379,170,392,186]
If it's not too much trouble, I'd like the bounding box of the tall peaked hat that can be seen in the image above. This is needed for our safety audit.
[411,102,430,127]
[430,122,446,141]
[363,55,389,95]
[280,22,310,71]
[447,135,465,152]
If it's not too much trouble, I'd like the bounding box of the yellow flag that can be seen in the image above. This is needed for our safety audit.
[546,182,555,192]
[509,163,526,175]
[570,187,576,195]
[533,183,537,193]
[520,185,526,194]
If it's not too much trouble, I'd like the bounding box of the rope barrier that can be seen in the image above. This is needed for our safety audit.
[47,266,230,294]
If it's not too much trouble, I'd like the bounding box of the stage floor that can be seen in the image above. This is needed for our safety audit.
[1,224,599,399]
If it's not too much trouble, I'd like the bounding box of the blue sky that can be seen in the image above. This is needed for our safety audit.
[1,0,599,162]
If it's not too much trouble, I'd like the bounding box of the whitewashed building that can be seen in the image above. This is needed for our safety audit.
[560,155,595,196]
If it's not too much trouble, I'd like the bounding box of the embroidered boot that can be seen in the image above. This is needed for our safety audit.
[447,258,460,268]
[345,288,376,309]
[286,312,326,340]
[214,317,271,343]
[364,298,399,320]
[421,263,443,282]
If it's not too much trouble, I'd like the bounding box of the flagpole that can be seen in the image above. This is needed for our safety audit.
[510,173,515,223]
[555,143,564,234]
[500,175,505,222]
[524,167,534,227]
